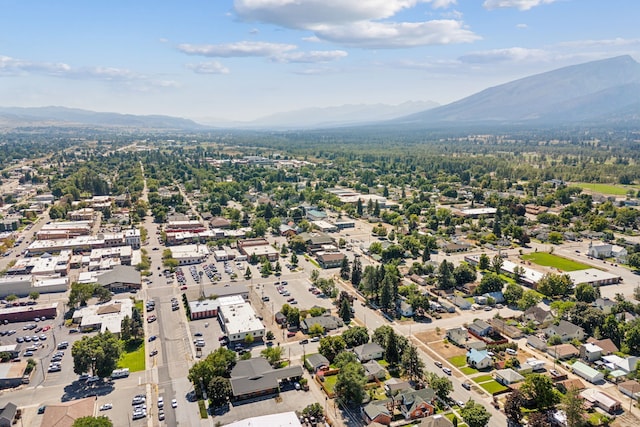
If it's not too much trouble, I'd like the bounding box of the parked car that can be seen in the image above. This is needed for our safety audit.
[99,403,113,411]
[462,382,471,390]
[442,367,452,375]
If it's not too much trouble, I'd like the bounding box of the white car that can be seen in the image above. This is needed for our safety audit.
[171,398,177,408]
[157,397,164,408]
[99,403,113,411]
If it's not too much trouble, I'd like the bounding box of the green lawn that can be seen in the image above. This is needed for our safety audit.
[445,413,467,427]
[134,299,143,312]
[521,252,591,271]
[472,374,493,383]
[449,355,467,368]
[573,182,638,196]
[118,339,146,372]
[323,374,338,393]
[460,366,479,375]
[479,380,509,394]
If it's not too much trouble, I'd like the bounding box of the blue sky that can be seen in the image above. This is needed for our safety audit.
[1,0,638,122]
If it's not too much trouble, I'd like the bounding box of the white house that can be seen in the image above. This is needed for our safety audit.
[572,361,604,384]
[588,242,627,263]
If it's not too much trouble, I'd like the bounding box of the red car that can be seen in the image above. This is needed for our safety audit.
[147,315,157,323]
[180,286,188,290]
[287,297,295,302]
[287,331,296,338]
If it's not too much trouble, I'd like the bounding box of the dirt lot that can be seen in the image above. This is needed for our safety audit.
[414,331,467,360]
[415,330,442,344]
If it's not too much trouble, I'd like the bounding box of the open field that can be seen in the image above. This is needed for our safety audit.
[521,252,591,271]
[118,339,145,372]
[573,182,639,196]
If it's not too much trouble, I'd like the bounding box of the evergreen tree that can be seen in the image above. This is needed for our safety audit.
[385,330,400,365]
[340,257,350,280]
[339,298,352,323]
[350,257,362,287]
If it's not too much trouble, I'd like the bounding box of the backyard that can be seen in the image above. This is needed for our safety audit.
[521,252,591,271]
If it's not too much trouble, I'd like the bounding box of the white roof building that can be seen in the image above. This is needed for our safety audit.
[218,298,264,343]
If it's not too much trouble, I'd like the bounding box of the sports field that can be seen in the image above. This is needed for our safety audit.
[573,182,638,196]
[521,252,590,272]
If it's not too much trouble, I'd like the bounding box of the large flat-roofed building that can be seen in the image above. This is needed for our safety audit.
[226,411,302,427]
[68,208,95,222]
[8,254,70,277]
[72,298,133,335]
[0,275,68,298]
[237,238,278,262]
[166,220,205,232]
[27,229,142,255]
[37,221,91,239]
[88,246,133,270]
[169,244,209,265]
[0,303,58,323]
[453,207,497,218]
[0,361,27,389]
[218,296,265,343]
[189,300,218,320]
[229,358,303,401]
[95,265,141,292]
[566,269,621,287]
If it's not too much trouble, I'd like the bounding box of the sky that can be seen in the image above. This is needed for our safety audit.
[1,0,639,123]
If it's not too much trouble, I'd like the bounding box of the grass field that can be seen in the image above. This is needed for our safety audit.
[460,366,479,375]
[118,339,145,372]
[479,380,509,394]
[445,413,467,427]
[323,374,338,393]
[449,355,467,368]
[472,374,493,383]
[573,182,638,196]
[521,252,590,271]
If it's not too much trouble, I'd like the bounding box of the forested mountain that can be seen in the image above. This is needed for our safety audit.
[397,55,640,126]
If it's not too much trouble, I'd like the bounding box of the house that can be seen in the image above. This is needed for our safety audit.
[523,358,546,372]
[397,300,414,317]
[494,368,525,386]
[229,358,303,400]
[580,389,621,414]
[571,361,604,384]
[363,361,387,381]
[305,353,330,373]
[586,338,618,355]
[446,327,468,346]
[593,298,616,314]
[361,401,392,426]
[451,296,471,310]
[618,380,640,399]
[526,335,547,351]
[482,292,505,304]
[523,306,554,326]
[488,318,523,339]
[466,349,493,370]
[316,252,346,269]
[0,403,17,427]
[301,315,343,333]
[353,343,384,362]
[398,388,436,420]
[580,343,603,362]
[467,319,492,337]
[602,355,639,373]
[39,397,96,427]
[547,344,579,360]
[418,414,454,427]
[384,378,412,396]
[556,378,586,393]
[544,320,585,342]
[588,243,627,262]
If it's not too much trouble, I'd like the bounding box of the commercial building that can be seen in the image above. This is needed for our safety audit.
[0,303,58,324]
[39,397,96,427]
[237,238,278,262]
[571,361,605,384]
[0,362,27,389]
[95,265,141,292]
[565,269,621,287]
[229,358,303,401]
[226,412,302,427]
[72,298,133,336]
[218,296,265,342]
[168,244,209,265]
[189,300,218,320]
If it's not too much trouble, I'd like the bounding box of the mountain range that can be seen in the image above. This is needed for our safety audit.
[396,55,640,126]
[0,55,639,130]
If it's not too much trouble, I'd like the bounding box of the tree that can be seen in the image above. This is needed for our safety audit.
[504,283,524,306]
[335,362,366,406]
[340,257,350,280]
[260,346,283,366]
[453,263,477,286]
[339,298,352,323]
[5,294,17,302]
[308,323,325,337]
[72,416,113,427]
[491,254,504,275]
[504,389,525,426]
[476,272,504,295]
[460,400,492,427]
[302,402,323,419]
[334,351,358,369]
[71,331,123,378]
[401,344,424,381]
[427,373,453,401]
[537,273,572,298]
[478,253,490,271]
[286,307,301,329]
[599,314,622,348]
[68,282,96,307]
[342,326,369,348]
[244,267,252,280]
[527,412,550,427]
[437,260,455,290]
[521,373,559,410]
[351,257,362,287]
[120,315,133,342]
[318,335,346,363]
[208,376,232,408]
[28,291,40,301]
[518,290,541,311]
[574,283,599,303]
[562,385,586,427]
[385,329,400,365]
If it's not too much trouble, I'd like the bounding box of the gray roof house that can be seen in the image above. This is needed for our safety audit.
[301,315,343,332]
[353,342,385,362]
[418,414,454,427]
[229,358,303,400]
[523,306,554,326]
[494,368,525,385]
[305,353,330,372]
[363,360,387,381]
[446,327,469,346]
[544,320,585,342]
[0,403,16,427]
[452,296,471,310]
[467,319,492,337]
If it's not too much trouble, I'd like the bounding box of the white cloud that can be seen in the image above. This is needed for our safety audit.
[275,50,348,63]
[459,47,548,63]
[234,0,474,48]
[315,20,480,48]
[186,61,230,74]
[483,0,557,11]
[178,41,297,58]
[516,23,528,29]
